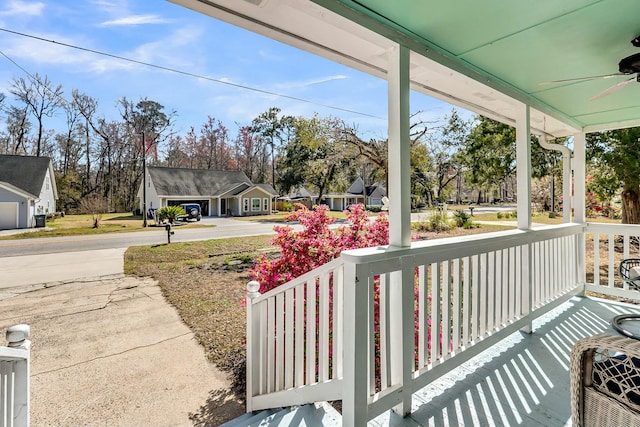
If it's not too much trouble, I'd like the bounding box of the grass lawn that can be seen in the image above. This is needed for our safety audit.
[0,212,213,240]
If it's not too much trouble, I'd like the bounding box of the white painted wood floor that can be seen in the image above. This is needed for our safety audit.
[369,296,640,427]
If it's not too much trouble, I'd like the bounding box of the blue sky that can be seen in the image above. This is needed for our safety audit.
[0,0,469,141]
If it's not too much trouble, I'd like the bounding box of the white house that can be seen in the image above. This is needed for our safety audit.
[318,177,387,210]
[137,166,278,217]
[0,155,57,230]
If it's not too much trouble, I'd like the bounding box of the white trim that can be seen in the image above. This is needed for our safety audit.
[0,181,36,200]
[234,185,274,199]
[251,198,261,212]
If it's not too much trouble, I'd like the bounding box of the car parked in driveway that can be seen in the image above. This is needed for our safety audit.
[178,203,202,221]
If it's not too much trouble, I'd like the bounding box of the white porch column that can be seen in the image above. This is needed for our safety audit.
[516,104,531,230]
[573,131,587,286]
[387,43,411,247]
[217,198,221,217]
[515,104,533,333]
[573,132,586,223]
[387,43,413,418]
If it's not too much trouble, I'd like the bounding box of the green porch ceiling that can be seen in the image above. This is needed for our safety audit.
[327,0,640,131]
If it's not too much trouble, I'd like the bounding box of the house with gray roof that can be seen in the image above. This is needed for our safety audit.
[279,178,387,211]
[0,154,58,229]
[320,177,387,211]
[138,166,278,217]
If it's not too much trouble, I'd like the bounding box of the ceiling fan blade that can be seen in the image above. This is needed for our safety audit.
[589,76,636,101]
[539,73,627,85]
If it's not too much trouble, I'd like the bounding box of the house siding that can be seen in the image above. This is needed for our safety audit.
[238,188,271,216]
[0,187,31,228]
[36,168,56,215]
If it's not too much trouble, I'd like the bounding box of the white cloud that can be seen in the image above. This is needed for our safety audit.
[90,0,127,14]
[2,33,92,67]
[274,75,349,91]
[100,14,170,27]
[0,0,45,16]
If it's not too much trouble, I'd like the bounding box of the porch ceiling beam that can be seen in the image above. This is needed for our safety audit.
[387,43,411,248]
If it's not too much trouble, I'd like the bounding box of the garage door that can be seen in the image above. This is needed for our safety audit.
[0,202,19,230]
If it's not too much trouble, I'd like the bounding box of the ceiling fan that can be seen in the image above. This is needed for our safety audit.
[541,35,640,101]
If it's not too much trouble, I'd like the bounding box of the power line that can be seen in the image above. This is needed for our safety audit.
[0,27,386,120]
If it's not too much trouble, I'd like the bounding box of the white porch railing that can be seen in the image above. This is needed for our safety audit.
[340,223,584,425]
[246,257,344,412]
[584,222,640,299]
[245,223,593,424]
[0,325,30,427]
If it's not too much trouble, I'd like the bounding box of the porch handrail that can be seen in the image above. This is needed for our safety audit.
[252,257,344,304]
[1,324,31,427]
[342,222,584,265]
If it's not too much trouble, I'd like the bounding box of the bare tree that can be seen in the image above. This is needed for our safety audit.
[10,74,63,156]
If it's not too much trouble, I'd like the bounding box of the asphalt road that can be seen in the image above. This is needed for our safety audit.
[0,217,288,257]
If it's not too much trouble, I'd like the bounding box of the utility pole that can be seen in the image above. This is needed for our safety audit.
[142,131,147,228]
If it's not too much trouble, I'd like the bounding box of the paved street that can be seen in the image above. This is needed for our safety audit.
[0,217,287,257]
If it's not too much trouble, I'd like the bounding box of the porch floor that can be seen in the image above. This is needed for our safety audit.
[369,295,640,427]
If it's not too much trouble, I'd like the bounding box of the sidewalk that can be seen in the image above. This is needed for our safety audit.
[0,276,242,426]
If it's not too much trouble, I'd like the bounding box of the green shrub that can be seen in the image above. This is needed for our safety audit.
[156,206,185,224]
[428,209,451,232]
[282,202,294,212]
[366,205,382,213]
[496,212,504,219]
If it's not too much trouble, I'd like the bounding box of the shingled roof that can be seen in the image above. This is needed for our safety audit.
[148,167,254,197]
[0,154,53,198]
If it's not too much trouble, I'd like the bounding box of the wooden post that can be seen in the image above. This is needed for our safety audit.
[515,104,533,334]
[573,131,587,286]
[342,261,369,427]
[5,324,30,427]
[387,42,412,417]
[245,281,261,413]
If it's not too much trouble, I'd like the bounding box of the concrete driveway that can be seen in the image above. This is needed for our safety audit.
[0,238,244,426]
[0,275,243,426]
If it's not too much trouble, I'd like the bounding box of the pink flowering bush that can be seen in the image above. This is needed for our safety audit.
[249,202,448,392]
[251,203,389,293]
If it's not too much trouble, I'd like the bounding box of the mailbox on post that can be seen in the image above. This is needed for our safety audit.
[165,223,174,244]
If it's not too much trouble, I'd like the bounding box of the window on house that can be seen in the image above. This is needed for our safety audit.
[251,198,261,211]
[243,198,249,212]
[263,198,268,211]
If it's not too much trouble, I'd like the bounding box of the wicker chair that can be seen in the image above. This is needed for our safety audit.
[619,259,640,291]
[571,334,640,426]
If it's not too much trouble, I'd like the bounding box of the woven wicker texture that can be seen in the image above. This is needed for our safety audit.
[571,334,640,426]
[619,259,640,291]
